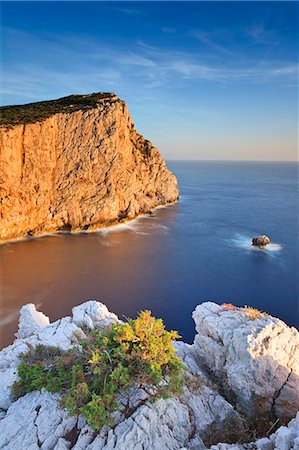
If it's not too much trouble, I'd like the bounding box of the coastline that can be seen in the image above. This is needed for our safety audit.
[0,199,179,246]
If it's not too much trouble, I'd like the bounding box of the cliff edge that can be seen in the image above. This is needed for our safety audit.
[0,93,178,241]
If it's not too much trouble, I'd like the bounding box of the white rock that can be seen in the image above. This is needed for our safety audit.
[0,368,18,411]
[53,438,71,450]
[17,304,50,339]
[72,426,95,450]
[174,341,207,378]
[84,399,195,450]
[0,340,34,410]
[0,311,85,411]
[255,437,273,450]
[35,317,86,351]
[275,372,299,423]
[272,413,299,450]
[0,391,78,450]
[192,302,299,421]
[0,300,298,450]
[72,300,119,329]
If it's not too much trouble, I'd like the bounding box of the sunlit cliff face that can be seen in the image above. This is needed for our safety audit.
[0,94,178,242]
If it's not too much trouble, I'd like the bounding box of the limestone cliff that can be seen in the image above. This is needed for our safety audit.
[0,93,178,241]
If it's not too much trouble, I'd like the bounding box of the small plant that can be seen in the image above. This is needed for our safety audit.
[12,311,184,431]
[221,303,236,311]
[240,306,268,320]
[221,303,269,321]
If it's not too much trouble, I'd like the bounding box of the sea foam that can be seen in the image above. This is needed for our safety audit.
[230,234,283,253]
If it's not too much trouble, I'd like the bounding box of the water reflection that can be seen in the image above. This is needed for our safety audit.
[0,205,179,348]
[1,162,298,349]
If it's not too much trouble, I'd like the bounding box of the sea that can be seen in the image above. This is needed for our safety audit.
[1,161,298,348]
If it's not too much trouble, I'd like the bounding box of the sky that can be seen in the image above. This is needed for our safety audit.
[1,1,298,161]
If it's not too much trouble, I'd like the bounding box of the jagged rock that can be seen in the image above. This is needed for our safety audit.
[0,340,36,410]
[0,391,78,449]
[72,301,119,330]
[274,372,299,423]
[192,302,299,423]
[174,343,248,446]
[0,301,298,449]
[54,438,72,450]
[0,368,18,411]
[252,235,270,247]
[32,317,86,352]
[271,413,299,450]
[84,399,196,450]
[0,93,179,242]
[17,304,50,339]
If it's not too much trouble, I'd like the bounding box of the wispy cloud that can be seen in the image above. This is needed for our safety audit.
[103,51,156,68]
[191,29,234,56]
[167,58,298,82]
[134,40,298,83]
[1,1,297,162]
[107,6,148,16]
[245,21,276,44]
[1,28,297,107]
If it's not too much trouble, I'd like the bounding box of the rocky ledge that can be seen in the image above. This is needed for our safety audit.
[0,92,178,242]
[0,301,298,450]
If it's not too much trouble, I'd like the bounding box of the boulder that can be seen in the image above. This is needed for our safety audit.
[192,302,299,423]
[72,300,119,330]
[252,235,270,247]
[17,304,50,339]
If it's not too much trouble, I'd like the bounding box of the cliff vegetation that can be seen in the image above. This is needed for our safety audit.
[0,92,117,127]
[12,311,184,431]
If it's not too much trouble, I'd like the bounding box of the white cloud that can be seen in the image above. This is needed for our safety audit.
[1,28,297,107]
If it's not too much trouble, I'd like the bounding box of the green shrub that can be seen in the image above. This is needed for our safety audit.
[12,311,184,431]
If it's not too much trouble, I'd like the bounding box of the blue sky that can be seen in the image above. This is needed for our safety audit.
[1,1,298,160]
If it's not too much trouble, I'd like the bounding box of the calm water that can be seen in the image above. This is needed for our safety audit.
[1,161,298,348]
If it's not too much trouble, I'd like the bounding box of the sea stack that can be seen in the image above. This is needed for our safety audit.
[252,235,270,247]
[0,92,179,241]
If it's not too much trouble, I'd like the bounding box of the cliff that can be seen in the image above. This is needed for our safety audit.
[0,301,298,449]
[0,93,178,241]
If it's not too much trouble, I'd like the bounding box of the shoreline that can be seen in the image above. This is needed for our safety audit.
[0,199,179,246]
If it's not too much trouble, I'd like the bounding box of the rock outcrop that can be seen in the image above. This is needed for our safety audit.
[252,235,270,247]
[0,301,298,449]
[192,302,299,424]
[0,93,179,241]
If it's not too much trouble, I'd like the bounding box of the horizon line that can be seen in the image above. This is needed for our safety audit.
[166,159,299,163]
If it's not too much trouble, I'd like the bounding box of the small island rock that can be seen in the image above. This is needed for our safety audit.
[252,235,270,247]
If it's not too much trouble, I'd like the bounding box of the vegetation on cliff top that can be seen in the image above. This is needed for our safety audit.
[0,92,118,127]
[12,311,184,431]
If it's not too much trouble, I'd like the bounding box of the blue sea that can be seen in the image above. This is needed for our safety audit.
[1,161,298,347]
